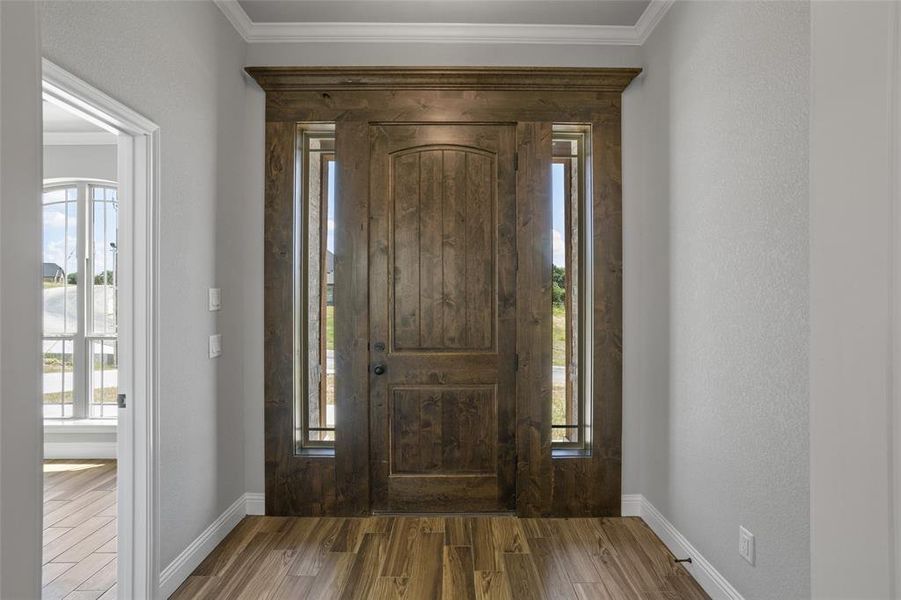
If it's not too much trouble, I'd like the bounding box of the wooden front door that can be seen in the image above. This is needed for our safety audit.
[368,124,517,512]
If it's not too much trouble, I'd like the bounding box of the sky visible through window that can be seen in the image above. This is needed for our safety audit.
[327,163,336,254]
[552,163,566,268]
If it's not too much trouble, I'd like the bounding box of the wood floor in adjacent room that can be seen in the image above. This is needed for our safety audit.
[172,514,709,600]
[42,459,117,600]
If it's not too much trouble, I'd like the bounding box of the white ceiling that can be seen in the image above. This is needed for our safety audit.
[236,0,651,26]
[43,101,105,133]
[43,101,117,145]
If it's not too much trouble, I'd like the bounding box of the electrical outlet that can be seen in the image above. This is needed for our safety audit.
[209,287,222,311]
[739,526,755,565]
[209,334,222,359]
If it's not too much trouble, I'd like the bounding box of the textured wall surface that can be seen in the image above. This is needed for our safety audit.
[627,2,810,598]
[809,2,897,597]
[43,144,117,182]
[40,0,250,567]
[0,2,44,597]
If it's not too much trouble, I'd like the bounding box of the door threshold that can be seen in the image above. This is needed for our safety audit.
[370,511,517,517]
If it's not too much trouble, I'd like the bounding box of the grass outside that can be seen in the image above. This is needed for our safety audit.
[326,304,335,350]
[552,304,566,367]
[43,386,117,405]
[43,357,116,373]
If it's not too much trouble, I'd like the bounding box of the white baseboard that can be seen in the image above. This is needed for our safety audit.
[625,494,744,600]
[245,492,265,516]
[158,494,246,598]
[621,493,643,517]
[44,442,117,459]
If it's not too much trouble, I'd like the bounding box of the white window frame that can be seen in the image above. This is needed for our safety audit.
[42,178,119,422]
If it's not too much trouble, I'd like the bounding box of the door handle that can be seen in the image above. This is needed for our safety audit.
[373,363,386,376]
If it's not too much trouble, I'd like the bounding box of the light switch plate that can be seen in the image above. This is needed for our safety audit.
[209,288,221,311]
[739,526,755,565]
[209,334,222,359]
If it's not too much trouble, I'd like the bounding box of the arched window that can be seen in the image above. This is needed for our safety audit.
[42,179,119,420]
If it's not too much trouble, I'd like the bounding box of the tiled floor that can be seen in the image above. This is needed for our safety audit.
[42,459,117,600]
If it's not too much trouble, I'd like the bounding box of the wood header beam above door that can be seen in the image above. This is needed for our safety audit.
[245,67,642,92]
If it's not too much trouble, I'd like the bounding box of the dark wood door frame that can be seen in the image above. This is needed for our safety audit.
[250,67,640,518]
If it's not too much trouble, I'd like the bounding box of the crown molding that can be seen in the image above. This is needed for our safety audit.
[43,131,117,146]
[634,0,675,44]
[214,0,673,46]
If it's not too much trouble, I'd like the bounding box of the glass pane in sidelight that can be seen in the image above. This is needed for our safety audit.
[89,339,118,419]
[43,338,75,418]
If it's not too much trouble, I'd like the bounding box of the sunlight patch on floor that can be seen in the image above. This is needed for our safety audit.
[43,462,105,473]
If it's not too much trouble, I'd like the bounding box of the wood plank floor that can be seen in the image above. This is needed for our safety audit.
[43,459,117,600]
[172,515,708,600]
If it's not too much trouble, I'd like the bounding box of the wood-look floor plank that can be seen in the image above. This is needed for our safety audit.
[503,553,544,600]
[528,536,579,600]
[473,570,512,600]
[405,532,443,599]
[43,562,76,587]
[77,558,117,592]
[304,552,355,600]
[169,576,216,600]
[574,582,615,600]
[271,575,314,600]
[444,517,471,546]
[97,583,117,600]
[337,533,386,599]
[380,518,420,577]
[42,552,115,600]
[61,590,104,600]
[442,546,476,600]
[174,515,709,600]
[55,520,117,564]
[290,517,342,577]
[43,517,114,564]
[43,460,118,600]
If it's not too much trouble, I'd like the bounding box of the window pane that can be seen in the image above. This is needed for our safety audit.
[295,124,337,450]
[551,126,589,449]
[43,338,74,418]
[90,185,118,336]
[42,187,77,336]
[89,339,118,419]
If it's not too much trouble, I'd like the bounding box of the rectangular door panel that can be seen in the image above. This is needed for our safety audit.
[390,148,495,352]
[370,124,516,512]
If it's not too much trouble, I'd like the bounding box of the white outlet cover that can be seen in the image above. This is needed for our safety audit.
[209,334,222,359]
[739,526,755,565]
[209,288,222,311]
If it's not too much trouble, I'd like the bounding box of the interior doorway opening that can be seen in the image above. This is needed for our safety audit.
[41,98,120,598]
[41,59,160,599]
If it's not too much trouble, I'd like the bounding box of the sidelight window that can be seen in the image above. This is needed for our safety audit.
[42,181,119,420]
[551,125,592,452]
[295,123,337,451]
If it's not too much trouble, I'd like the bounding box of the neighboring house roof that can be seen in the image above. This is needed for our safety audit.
[43,262,65,279]
[326,250,335,285]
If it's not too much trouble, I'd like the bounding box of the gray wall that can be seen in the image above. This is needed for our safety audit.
[0,2,43,597]
[809,2,897,597]
[625,2,810,598]
[40,0,250,567]
[43,144,116,182]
